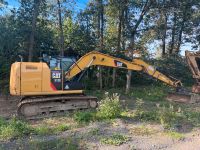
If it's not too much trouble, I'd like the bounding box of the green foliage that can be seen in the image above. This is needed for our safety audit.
[100,133,129,146]
[34,125,51,136]
[0,117,32,140]
[29,138,79,150]
[154,55,194,86]
[135,110,159,122]
[129,126,156,136]
[184,111,200,127]
[73,111,95,124]
[54,124,70,133]
[97,93,122,119]
[164,131,184,140]
[158,105,186,129]
[88,128,100,136]
[34,124,70,136]
[129,86,167,102]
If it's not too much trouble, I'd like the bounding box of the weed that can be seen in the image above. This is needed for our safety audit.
[164,131,184,140]
[73,110,95,124]
[100,133,129,146]
[128,86,167,102]
[158,105,186,129]
[34,125,51,136]
[129,126,156,136]
[54,124,70,132]
[97,93,122,119]
[0,117,32,140]
[134,110,159,122]
[29,138,79,150]
[184,111,200,127]
[88,128,100,136]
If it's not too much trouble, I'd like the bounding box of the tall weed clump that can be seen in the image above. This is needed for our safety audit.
[97,93,122,119]
[158,105,186,129]
[0,117,32,140]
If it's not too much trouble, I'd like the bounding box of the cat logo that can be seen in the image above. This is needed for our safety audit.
[114,60,127,68]
[52,72,61,79]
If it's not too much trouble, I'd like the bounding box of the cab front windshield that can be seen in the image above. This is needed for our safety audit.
[50,57,76,72]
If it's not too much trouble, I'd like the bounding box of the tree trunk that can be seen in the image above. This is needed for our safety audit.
[97,0,104,90]
[176,7,187,53]
[169,12,177,54]
[176,19,185,53]
[57,0,64,57]
[126,70,132,94]
[162,13,167,56]
[113,8,124,88]
[112,68,116,87]
[100,0,104,50]
[125,0,152,93]
[28,0,40,62]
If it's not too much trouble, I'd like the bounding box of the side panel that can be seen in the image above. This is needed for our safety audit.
[21,63,42,92]
[10,62,21,95]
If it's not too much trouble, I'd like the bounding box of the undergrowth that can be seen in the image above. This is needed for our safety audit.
[0,117,32,140]
[73,93,123,124]
[29,138,79,150]
[100,133,129,146]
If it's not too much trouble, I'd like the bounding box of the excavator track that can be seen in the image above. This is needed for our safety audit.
[17,95,98,120]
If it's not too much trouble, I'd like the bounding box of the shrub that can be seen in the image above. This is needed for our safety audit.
[97,93,122,119]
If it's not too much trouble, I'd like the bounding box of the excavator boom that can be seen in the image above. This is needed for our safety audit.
[65,51,182,88]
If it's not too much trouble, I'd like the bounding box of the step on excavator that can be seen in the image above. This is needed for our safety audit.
[10,50,191,119]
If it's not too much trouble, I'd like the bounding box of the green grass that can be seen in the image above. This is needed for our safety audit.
[100,133,129,146]
[34,124,70,136]
[129,126,156,136]
[164,131,185,140]
[88,128,100,136]
[29,138,79,150]
[0,117,32,141]
[73,110,96,124]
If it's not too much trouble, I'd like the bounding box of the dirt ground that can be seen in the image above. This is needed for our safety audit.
[1,96,200,150]
[1,119,200,150]
[0,96,19,118]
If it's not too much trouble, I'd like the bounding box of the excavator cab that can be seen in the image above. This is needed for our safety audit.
[42,54,83,91]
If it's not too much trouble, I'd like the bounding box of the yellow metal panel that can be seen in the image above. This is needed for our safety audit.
[20,90,83,96]
[21,62,42,93]
[42,63,52,92]
[10,62,20,95]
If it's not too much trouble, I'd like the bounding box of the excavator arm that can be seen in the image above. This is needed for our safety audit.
[65,51,182,88]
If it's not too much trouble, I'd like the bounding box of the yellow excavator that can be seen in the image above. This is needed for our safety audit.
[10,51,183,119]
